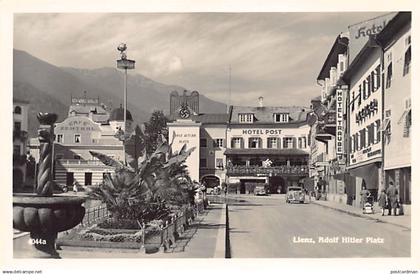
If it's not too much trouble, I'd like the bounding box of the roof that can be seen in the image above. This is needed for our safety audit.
[229,106,311,124]
[317,35,349,81]
[191,113,229,124]
[109,106,133,121]
[341,36,380,84]
[376,12,411,49]
[224,148,309,156]
[166,113,228,124]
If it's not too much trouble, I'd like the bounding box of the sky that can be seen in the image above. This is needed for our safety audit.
[14,12,389,107]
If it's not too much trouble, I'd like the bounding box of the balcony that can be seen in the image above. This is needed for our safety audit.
[315,123,332,142]
[226,165,308,177]
[56,159,105,166]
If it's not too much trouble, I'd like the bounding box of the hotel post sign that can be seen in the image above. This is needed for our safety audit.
[336,88,345,161]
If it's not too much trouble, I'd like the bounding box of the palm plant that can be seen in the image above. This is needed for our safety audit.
[88,130,195,226]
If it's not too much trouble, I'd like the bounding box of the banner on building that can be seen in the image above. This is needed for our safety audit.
[348,12,397,63]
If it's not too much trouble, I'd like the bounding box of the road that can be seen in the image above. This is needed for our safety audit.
[227,195,410,258]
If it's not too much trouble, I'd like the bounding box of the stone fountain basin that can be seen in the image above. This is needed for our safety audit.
[13,194,85,233]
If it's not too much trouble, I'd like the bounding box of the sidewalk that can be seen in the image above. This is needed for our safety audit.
[55,203,225,258]
[311,199,411,230]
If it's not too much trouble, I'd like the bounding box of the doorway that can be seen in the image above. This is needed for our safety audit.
[85,172,92,186]
[66,172,74,186]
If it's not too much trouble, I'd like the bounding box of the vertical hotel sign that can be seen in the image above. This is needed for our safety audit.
[348,12,396,63]
[336,88,344,161]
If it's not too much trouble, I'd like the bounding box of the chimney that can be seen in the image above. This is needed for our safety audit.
[258,96,264,107]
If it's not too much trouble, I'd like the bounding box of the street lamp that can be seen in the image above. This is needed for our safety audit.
[116,43,135,164]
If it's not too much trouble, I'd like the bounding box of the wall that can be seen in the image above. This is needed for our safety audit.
[199,124,227,183]
[383,25,411,170]
[348,49,382,168]
[168,120,201,182]
[227,124,310,152]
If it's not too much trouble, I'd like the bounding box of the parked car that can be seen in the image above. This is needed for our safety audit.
[254,185,267,196]
[286,186,305,203]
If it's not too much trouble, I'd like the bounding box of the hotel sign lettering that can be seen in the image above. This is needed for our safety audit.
[336,89,344,160]
[241,129,282,136]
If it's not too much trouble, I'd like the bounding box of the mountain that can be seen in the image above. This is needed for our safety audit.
[13,49,227,137]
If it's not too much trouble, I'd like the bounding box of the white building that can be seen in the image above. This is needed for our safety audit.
[376,12,411,204]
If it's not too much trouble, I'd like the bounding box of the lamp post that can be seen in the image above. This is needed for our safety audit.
[116,43,135,164]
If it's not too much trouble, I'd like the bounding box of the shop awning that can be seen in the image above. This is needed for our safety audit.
[224,148,309,156]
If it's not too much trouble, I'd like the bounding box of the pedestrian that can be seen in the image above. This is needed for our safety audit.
[386,181,399,216]
[378,189,387,216]
[360,185,370,210]
[73,181,78,193]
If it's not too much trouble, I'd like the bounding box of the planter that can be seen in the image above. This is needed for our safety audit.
[143,228,164,254]
[13,194,85,258]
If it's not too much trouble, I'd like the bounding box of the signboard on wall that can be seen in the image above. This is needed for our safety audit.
[348,12,396,63]
[336,88,345,160]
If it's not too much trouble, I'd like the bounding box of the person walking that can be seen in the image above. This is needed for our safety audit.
[378,189,387,216]
[386,181,399,216]
[360,185,370,210]
[73,181,78,194]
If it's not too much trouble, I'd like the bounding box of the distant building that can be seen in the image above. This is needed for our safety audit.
[168,93,311,194]
[29,94,133,188]
[225,98,311,194]
[13,99,30,189]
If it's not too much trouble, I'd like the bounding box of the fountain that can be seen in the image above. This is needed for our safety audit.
[13,113,85,258]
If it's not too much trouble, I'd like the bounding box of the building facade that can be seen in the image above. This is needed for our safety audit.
[376,12,411,204]
[29,95,133,188]
[310,35,351,204]
[13,99,30,189]
[168,93,311,193]
[225,102,310,194]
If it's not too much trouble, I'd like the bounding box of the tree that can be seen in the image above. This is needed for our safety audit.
[143,110,169,155]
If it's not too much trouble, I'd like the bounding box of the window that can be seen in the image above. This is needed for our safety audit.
[374,120,380,144]
[386,62,393,89]
[360,129,366,149]
[239,113,254,123]
[274,113,289,123]
[403,46,411,76]
[216,158,224,169]
[298,137,307,149]
[367,123,375,146]
[362,80,367,100]
[375,65,381,91]
[350,136,354,153]
[14,106,22,114]
[283,137,294,149]
[355,133,359,151]
[200,158,207,168]
[214,138,224,148]
[14,121,21,132]
[56,134,63,143]
[357,85,362,106]
[200,138,207,147]
[267,137,278,149]
[248,137,262,149]
[403,110,411,138]
[231,137,243,149]
[74,134,81,143]
[13,145,20,155]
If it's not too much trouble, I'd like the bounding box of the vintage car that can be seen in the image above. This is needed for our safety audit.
[254,185,267,196]
[286,186,305,203]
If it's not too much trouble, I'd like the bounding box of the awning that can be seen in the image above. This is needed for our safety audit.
[224,148,309,156]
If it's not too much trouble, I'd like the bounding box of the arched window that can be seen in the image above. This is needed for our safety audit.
[14,106,22,114]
